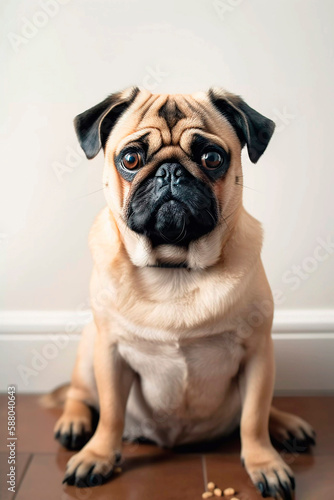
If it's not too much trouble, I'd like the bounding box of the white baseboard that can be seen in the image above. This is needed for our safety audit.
[0,309,333,394]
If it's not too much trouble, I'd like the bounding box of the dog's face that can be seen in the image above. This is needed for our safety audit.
[75,87,275,268]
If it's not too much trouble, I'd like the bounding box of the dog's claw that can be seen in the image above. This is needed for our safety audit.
[275,471,292,500]
[256,481,265,495]
[285,470,295,491]
[63,473,76,486]
[89,473,103,487]
[55,423,91,451]
[300,427,316,446]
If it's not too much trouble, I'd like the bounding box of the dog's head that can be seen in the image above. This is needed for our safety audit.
[74,87,275,269]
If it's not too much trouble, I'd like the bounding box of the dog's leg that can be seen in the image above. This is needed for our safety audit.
[239,321,295,500]
[269,406,316,450]
[54,322,98,450]
[63,326,135,488]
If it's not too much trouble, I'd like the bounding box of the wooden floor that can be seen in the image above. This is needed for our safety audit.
[0,395,334,499]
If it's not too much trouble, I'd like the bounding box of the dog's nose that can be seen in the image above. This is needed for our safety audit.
[155,163,185,185]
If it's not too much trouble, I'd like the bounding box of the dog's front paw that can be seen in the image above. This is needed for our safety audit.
[63,446,121,488]
[243,446,295,499]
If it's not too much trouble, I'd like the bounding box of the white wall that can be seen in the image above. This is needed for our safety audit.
[1,0,333,314]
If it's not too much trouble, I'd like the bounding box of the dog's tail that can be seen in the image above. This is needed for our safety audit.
[39,383,70,409]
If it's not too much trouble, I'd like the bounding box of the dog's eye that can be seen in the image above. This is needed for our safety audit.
[122,152,142,170]
[201,151,223,170]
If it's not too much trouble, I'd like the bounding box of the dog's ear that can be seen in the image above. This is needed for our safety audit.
[208,88,275,163]
[74,87,140,159]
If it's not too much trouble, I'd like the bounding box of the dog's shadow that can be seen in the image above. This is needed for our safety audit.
[119,428,241,474]
[122,426,315,474]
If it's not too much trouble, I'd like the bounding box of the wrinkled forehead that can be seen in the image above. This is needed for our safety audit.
[106,90,241,157]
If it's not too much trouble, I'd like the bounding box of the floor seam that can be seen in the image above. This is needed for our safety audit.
[13,453,33,500]
[201,454,208,492]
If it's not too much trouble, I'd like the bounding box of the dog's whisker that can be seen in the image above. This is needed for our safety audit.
[236,182,261,192]
[174,216,187,243]
[224,207,240,221]
[221,214,231,232]
[204,208,217,227]
[74,187,105,200]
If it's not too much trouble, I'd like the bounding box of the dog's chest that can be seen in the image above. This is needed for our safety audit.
[118,331,244,419]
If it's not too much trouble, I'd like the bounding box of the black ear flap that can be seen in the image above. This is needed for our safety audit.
[74,86,140,159]
[208,88,275,163]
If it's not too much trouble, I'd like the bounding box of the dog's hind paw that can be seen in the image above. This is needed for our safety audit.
[269,407,316,452]
[54,412,93,450]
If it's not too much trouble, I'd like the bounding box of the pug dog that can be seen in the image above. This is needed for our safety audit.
[54,87,315,498]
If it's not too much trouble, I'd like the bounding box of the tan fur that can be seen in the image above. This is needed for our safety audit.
[55,88,314,495]
[40,383,69,408]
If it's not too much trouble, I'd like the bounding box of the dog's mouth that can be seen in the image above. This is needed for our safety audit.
[127,172,218,247]
[153,199,188,244]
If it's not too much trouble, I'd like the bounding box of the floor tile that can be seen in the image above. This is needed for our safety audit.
[0,395,62,453]
[0,452,31,500]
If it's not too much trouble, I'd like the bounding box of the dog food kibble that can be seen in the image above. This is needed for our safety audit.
[202,492,213,499]
[202,482,238,499]
[223,487,235,496]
